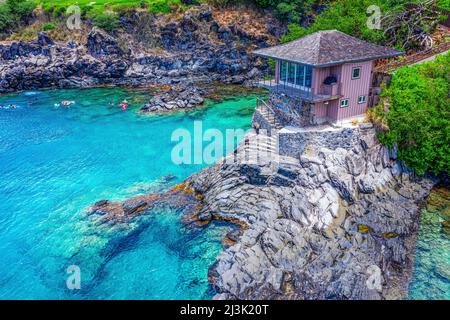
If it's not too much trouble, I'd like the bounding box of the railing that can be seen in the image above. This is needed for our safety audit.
[320,83,340,96]
[256,97,275,114]
[252,68,315,101]
[374,40,450,73]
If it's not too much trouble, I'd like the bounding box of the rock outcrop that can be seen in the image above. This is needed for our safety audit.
[80,122,434,299]
[139,84,206,113]
[0,5,275,93]
[185,124,434,300]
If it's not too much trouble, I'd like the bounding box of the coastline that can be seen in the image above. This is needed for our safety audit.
[86,122,436,300]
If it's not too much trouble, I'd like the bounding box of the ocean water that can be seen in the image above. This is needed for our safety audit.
[0,87,255,299]
[408,188,450,300]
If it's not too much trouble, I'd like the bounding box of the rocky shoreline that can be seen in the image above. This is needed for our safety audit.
[0,6,277,98]
[86,122,435,300]
[1,4,438,300]
[187,125,435,300]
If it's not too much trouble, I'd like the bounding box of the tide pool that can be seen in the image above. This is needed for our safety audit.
[0,87,255,299]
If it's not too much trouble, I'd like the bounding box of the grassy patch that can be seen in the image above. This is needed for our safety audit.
[39,0,186,15]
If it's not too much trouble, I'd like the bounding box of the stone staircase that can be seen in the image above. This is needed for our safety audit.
[256,105,283,131]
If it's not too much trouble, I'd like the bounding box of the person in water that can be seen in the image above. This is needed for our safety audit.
[61,100,75,106]
[1,104,17,109]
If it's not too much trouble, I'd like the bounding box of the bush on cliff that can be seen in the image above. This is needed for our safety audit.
[253,0,315,24]
[0,0,36,33]
[280,0,436,50]
[90,11,120,32]
[370,52,450,176]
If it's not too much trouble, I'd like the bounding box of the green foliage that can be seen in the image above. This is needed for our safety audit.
[40,0,186,15]
[280,0,416,46]
[0,0,36,33]
[148,0,182,14]
[38,0,188,31]
[90,12,120,32]
[376,53,450,176]
[436,0,450,10]
[41,22,55,31]
[253,0,315,23]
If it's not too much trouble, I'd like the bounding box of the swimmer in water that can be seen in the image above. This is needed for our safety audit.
[61,100,75,106]
[120,103,127,111]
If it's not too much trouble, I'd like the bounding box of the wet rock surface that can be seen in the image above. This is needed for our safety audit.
[139,84,206,113]
[186,125,435,300]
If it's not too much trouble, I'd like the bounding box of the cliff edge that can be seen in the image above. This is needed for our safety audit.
[187,123,434,299]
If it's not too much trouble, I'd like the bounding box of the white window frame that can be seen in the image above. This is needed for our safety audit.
[279,61,312,92]
[358,95,366,104]
[352,67,361,79]
[340,99,350,108]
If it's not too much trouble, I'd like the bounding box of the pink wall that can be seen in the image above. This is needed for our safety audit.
[327,100,339,122]
[275,60,280,82]
[272,59,374,123]
[336,61,373,120]
[312,66,342,95]
[314,102,328,118]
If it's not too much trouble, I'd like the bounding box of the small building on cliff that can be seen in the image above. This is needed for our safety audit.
[253,30,403,127]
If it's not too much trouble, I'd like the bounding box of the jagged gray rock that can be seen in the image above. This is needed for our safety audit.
[0,5,278,93]
[187,125,434,300]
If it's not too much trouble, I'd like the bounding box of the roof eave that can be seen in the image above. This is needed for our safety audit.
[313,52,405,67]
[253,51,405,68]
[252,52,316,67]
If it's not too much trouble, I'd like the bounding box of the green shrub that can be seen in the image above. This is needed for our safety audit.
[0,0,36,33]
[436,0,450,10]
[0,5,14,31]
[42,22,56,31]
[148,0,183,14]
[280,0,422,48]
[252,0,314,23]
[91,12,120,32]
[376,52,450,176]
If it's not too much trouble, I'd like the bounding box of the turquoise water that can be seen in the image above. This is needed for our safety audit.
[409,189,450,300]
[0,87,255,299]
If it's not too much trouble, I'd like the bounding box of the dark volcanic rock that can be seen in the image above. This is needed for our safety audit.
[139,84,206,113]
[86,27,124,57]
[0,5,277,93]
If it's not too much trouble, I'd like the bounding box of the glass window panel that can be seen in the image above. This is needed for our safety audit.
[280,61,288,82]
[296,65,305,87]
[305,65,312,88]
[288,63,296,84]
[352,67,361,79]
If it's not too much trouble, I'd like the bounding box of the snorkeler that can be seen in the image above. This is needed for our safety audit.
[61,100,75,106]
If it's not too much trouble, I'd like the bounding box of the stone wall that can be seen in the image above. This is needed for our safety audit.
[278,125,362,158]
[368,72,393,108]
[269,92,315,127]
[252,109,274,136]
